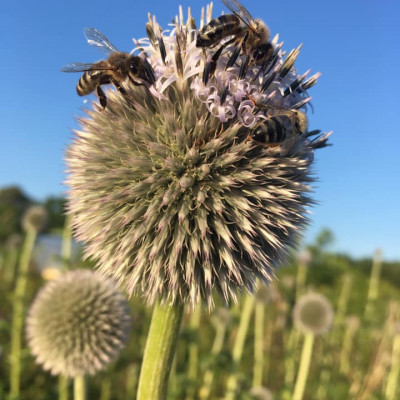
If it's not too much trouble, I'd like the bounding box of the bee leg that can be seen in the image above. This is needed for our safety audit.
[97,86,107,109]
[225,45,241,70]
[111,78,127,96]
[142,58,156,84]
[225,36,243,70]
[202,40,231,85]
[203,59,216,85]
[239,55,250,79]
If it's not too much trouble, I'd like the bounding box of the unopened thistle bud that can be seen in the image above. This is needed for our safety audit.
[26,269,131,377]
[66,4,331,309]
[22,205,48,233]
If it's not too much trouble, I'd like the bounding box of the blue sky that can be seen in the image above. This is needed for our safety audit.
[1,0,399,260]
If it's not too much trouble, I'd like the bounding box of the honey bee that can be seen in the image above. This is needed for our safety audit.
[61,28,155,109]
[197,0,274,83]
[250,109,308,152]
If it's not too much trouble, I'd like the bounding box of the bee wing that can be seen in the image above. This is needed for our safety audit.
[84,27,119,54]
[221,0,255,27]
[60,62,115,73]
[60,62,96,72]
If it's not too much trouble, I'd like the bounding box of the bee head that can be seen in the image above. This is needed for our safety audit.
[129,56,141,76]
[253,43,274,63]
[128,56,155,85]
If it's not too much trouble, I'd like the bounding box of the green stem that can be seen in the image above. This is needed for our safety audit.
[339,320,358,374]
[295,263,308,300]
[253,302,265,387]
[59,375,69,400]
[292,332,315,400]
[185,305,201,400]
[3,247,18,286]
[61,214,72,271]
[100,378,111,400]
[136,301,184,400]
[335,274,352,326]
[225,294,255,400]
[199,319,228,400]
[125,364,139,399]
[9,228,37,400]
[284,328,300,386]
[365,249,382,317]
[385,334,400,400]
[74,375,86,400]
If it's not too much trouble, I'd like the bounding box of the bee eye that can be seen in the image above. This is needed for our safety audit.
[253,43,273,62]
[130,64,138,74]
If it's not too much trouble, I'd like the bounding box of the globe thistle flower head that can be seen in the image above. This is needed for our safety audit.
[210,307,232,328]
[66,4,331,309]
[296,248,312,265]
[249,386,274,400]
[292,292,334,335]
[26,269,131,377]
[255,282,279,304]
[22,205,48,233]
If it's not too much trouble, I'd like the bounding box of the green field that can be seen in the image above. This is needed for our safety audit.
[1,187,400,400]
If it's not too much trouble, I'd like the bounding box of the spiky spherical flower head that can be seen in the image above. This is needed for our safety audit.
[292,292,334,335]
[249,386,274,400]
[210,307,232,328]
[296,248,312,265]
[255,282,279,304]
[22,205,48,233]
[26,269,131,377]
[66,4,331,308]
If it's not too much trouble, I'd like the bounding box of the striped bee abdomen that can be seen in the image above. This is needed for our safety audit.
[251,115,293,144]
[196,14,241,47]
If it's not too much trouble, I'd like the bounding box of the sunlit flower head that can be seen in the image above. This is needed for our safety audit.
[26,270,131,377]
[249,386,274,400]
[210,307,232,328]
[296,248,312,265]
[66,4,331,309]
[293,292,334,335]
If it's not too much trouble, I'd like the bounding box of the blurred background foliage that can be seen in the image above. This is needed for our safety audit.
[0,185,399,400]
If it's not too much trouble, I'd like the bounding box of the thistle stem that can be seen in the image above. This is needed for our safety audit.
[136,301,184,400]
[365,249,382,317]
[3,247,18,286]
[225,294,255,400]
[9,228,37,400]
[385,333,400,400]
[295,262,308,300]
[253,302,265,387]
[292,332,315,400]
[199,318,228,400]
[185,305,201,400]
[58,376,69,400]
[61,213,72,271]
[335,274,352,326]
[74,375,86,400]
